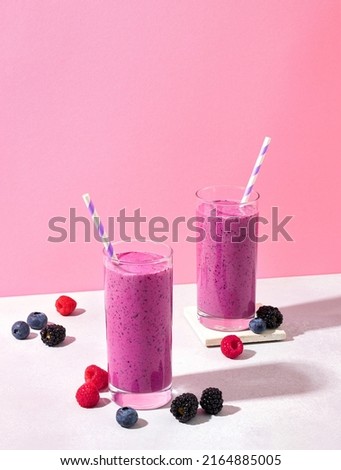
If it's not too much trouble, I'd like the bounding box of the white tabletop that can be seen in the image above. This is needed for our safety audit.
[1,274,341,450]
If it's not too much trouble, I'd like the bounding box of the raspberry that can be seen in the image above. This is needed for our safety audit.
[200,387,224,415]
[85,365,108,391]
[221,335,243,359]
[170,393,198,423]
[75,382,100,408]
[55,295,77,316]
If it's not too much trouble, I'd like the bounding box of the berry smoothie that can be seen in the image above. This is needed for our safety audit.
[196,199,258,331]
[104,249,173,409]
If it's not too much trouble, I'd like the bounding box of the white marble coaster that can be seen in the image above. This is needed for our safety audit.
[184,306,286,347]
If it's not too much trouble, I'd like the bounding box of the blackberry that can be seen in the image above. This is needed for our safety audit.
[170,393,198,423]
[256,305,283,329]
[200,387,224,415]
[40,324,66,346]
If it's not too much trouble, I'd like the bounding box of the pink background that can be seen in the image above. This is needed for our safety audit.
[1,0,340,296]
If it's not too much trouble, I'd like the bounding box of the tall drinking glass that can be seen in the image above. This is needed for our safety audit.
[104,240,173,409]
[196,185,259,331]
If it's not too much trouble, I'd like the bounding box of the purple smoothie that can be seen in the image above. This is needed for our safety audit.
[104,251,172,400]
[197,200,258,331]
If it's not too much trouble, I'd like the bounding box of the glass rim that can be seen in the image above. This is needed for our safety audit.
[103,239,173,265]
[195,184,260,205]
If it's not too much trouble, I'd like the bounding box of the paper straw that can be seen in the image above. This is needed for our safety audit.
[82,193,117,260]
[241,136,271,204]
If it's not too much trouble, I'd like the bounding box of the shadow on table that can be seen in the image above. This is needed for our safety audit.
[234,349,256,360]
[173,361,327,402]
[72,308,86,316]
[133,418,148,429]
[281,296,341,341]
[58,336,76,347]
[188,404,241,426]
[27,332,38,340]
[187,408,212,426]
[97,397,111,408]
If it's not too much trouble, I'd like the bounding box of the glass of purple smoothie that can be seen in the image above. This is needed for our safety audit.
[196,185,259,331]
[104,239,173,409]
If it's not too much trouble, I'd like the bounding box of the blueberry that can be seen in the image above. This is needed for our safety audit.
[27,312,48,330]
[116,407,138,428]
[11,321,30,340]
[249,318,267,334]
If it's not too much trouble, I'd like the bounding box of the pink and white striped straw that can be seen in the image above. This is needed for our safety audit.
[82,193,117,260]
[241,136,271,204]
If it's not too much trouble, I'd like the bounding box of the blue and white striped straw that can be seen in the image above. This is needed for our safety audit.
[82,193,117,260]
[241,136,271,204]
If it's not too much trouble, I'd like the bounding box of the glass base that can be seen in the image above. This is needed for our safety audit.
[197,309,252,332]
[110,384,172,410]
